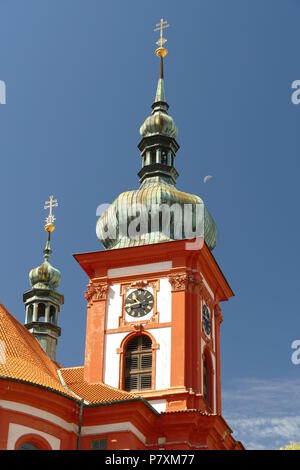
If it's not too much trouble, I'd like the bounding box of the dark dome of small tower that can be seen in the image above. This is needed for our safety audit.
[29,235,61,290]
[140,79,178,139]
[29,261,61,290]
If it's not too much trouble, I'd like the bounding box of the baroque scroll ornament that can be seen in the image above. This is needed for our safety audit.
[168,272,196,291]
[85,283,109,303]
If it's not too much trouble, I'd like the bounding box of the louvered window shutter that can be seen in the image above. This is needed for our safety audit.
[124,335,153,391]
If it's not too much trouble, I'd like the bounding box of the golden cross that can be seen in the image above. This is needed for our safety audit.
[154,18,169,48]
[44,195,58,229]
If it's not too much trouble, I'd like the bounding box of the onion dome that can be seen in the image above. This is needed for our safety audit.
[29,236,61,290]
[140,61,178,140]
[140,105,178,139]
[29,264,61,290]
[96,179,217,250]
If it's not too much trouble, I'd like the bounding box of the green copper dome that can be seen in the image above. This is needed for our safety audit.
[96,55,218,251]
[96,178,217,250]
[29,262,61,290]
[29,237,61,290]
[140,107,178,139]
[140,78,178,139]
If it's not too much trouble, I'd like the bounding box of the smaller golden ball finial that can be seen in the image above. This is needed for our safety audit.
[45,223,55,233]
[154,18,169,58]
[155,47,168,58]
[44,195,58,233]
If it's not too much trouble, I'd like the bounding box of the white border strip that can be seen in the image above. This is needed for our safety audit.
[7,423,60,450]
[81,421,146,444]
[108,261,172,279]
[0,400,78,433]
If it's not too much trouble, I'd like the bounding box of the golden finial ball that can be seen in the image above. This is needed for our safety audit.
[155,47,168,58]
[45,223,55,233]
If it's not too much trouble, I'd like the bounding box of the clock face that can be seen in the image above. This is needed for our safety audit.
[202,304,211,336]
[125,289,154,318]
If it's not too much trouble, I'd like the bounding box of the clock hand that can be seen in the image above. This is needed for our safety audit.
[128,300,141,307]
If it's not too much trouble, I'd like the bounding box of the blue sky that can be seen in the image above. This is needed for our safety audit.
[1,0,300,450]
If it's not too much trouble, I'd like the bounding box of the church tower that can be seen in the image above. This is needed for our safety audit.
[74,20,233,415]
[23,196,64,362]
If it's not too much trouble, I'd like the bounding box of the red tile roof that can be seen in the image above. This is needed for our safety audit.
[0,303,74,398]
[0,303,136,405]
[60,366,136,404]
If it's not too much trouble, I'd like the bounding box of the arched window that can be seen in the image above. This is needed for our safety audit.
[203,351,213,410]
[15,434,51,450]
[124,335,152,391]
[49,306,56,324]
[18,442,40,450]
[161,149,168,165]
[27,305,33,323]
[203,356,208,402]
[150,150,156,165]
[38,303,45,322]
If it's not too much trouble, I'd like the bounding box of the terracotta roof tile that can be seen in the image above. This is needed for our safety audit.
[0,303,138,405]
[60,366,136,404]
[0,303,74,398]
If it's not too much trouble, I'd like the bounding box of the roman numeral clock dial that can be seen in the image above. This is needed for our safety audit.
[202,304,211,336]
[125,289,154,318]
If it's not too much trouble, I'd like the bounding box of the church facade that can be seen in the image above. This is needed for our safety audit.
[0,22,243,451]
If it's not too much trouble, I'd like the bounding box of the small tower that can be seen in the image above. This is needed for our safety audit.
[23,195,64,362]
[138,19,179,186]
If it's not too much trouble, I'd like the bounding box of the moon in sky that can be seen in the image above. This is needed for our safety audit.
[203,175,213,183]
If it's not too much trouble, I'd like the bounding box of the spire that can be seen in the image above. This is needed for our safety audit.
[23,195,64,363]
[155,57,166,103]
[137,19,179,186]
[42,194,56,262]
[153,18,169,105]
[43,232,52,262]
